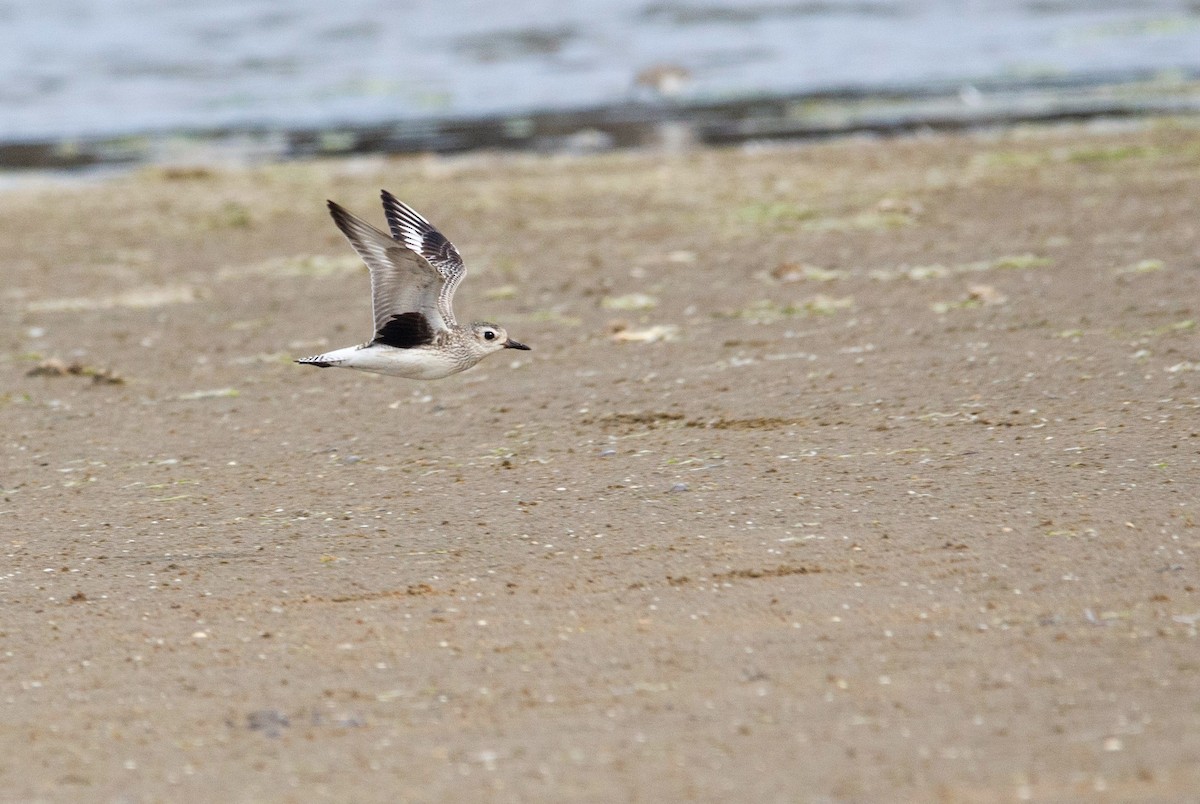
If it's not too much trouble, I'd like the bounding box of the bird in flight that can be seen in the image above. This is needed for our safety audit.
[297,191,529,379]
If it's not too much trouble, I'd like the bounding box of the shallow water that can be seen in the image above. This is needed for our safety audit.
[3,0,1200,143]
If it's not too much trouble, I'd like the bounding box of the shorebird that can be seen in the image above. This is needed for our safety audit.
[296,191,529,379]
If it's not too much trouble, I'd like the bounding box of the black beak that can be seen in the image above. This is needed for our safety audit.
[504,338,531,351]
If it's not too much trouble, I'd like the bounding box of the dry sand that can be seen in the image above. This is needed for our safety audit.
[2,121,1199,802]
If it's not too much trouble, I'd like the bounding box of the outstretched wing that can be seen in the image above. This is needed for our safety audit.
[327,200,449,338]
[380,190,466,327]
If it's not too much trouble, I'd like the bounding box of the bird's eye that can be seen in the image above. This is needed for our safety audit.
[483,330,496,341]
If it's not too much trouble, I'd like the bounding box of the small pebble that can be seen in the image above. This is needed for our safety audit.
[669,483,688,493]
[247,710,290,738]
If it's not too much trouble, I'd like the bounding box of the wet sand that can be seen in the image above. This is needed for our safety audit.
[3,121,1199,801]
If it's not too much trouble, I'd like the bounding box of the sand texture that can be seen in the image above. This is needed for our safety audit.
[3,122,1200,801]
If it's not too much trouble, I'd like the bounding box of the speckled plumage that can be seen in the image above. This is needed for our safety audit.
[296,191,529,379]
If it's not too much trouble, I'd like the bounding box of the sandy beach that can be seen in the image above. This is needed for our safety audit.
[3,121,1199,801]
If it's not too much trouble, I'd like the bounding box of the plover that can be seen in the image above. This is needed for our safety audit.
[297,191,529,379]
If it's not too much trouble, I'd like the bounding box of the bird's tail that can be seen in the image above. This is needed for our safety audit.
[296,354,336,368]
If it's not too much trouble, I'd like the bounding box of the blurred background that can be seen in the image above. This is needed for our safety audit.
[3,0,1200,167]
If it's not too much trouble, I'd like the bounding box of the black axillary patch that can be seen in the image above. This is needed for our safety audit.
[374,312,435,349]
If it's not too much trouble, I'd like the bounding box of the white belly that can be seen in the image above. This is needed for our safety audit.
[315,344,469,380]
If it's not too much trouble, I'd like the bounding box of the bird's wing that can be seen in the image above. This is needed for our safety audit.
[327,200,449,337]
[380,190,466,327]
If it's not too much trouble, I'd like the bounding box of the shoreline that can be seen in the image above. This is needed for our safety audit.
[3,70,1199,171]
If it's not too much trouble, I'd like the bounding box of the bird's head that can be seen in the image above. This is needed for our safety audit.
[471,323,530,354]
